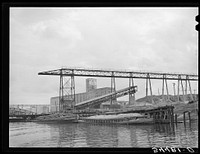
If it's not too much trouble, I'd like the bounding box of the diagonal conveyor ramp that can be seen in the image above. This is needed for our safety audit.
[75,86,137,110]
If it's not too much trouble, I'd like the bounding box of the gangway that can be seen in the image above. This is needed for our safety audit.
[75,86,137,110]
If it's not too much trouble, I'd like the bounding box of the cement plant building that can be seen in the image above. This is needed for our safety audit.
[50,78,112,112]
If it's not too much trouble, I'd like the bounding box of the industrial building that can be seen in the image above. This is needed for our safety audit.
[10,104,50,114]
[28,105,50,114]
[50,78,112,112]
[86,78,97,92]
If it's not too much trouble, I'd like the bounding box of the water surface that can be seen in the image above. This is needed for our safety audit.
[9,121,198,147]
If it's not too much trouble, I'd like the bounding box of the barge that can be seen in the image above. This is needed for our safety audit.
[9,117,29,122]
[77,105,175,125]
[32,113,78,123]
[78,113,154,124]
[32,118,78,123]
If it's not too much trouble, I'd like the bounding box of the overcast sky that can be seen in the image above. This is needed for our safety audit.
[10,7,198,105]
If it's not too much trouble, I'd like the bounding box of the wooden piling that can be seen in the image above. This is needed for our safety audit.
[183,112,186,126]
[174,114,177,124]
[168,109,171,124]
[167,110,170,122]
[188,112,191,123]
[153,113,156,123]
[171,107,174,124]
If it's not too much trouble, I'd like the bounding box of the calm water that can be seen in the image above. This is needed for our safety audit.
[9,121,198,148]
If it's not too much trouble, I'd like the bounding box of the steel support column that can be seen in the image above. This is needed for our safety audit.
[129,72,135,104]
[146,73,153,104]
[180,78,185,102]
[173,83,176,96]
[185,78,188,95]
[187,76,194,101]
[177,75,180,102]
[177,75,185,102]
[59,72,64,112]
[59,69,76,112]
[146,76,148,97]
[162,75,165,101]
[71,75,76,110]
[165,76,169,101]
[111,72,116,104]
[149,74,153,104]
[162,74,169,102]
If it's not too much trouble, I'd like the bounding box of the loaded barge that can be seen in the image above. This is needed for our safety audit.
[32,112,78,123]
[27,105,174,125]
[77,105,175,125]
[78,113,154,124]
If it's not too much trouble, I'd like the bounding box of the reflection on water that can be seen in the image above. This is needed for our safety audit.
[9,121,198,147]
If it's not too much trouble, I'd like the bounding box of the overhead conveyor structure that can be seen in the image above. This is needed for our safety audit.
[38,67,198,112]
[38,68,198,80]
[74,86,137,110]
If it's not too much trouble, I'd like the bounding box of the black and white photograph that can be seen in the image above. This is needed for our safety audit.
[7,6,198,151]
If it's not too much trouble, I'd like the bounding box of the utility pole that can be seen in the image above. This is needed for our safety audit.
[173,83,176,96]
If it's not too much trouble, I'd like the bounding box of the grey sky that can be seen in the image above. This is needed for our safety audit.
[10,7,198,105]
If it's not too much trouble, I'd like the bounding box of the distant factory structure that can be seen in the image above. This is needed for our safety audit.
[50,78,122,112]
[30,105,50,114]
[10,104,50,115]
[86,78,97,92]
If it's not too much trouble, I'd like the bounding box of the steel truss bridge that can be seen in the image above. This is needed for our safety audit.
[10,104,50,108]
[38,67,198,111]
[38,68,197,80]
[9,107,49,120]
[9,107,37,120]
[9,104,50,114]
[9,107,36,116]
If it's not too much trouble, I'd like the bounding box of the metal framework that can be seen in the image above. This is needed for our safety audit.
[9,104,50,114]
[9,107,36,116]
[38,68,198,80]
[162,74,170,102]
[176,75,194,102]
[38,67,198,111]
[129,72,135,105]
[75,86,137,110]
[111,71,116,104]
[59,72,75,112]
[146,73,154,104]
